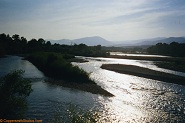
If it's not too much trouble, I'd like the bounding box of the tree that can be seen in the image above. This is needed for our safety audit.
[28,38,37,47]
[95,45,101,50]
[0,70,32,118]
[38,38,45,45]
[46,41,51,46]
[21,36,27,44]
[12,34,20,41]
[147,42,185,57]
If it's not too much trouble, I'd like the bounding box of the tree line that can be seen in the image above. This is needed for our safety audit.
[0,33,108,57]
[147,42,185,57]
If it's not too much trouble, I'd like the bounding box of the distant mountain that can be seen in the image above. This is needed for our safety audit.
[114,37,185,46]
[49,36,114,46]
[49,36,185,47]
[113,37,166,46]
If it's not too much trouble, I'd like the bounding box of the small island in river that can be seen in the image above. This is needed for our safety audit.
[27,52,114,97]
[101,64,185,85]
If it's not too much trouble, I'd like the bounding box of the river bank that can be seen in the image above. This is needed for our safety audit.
[46,78,114,96]
[106,55,185,73]
[154,61,185,73]
[101,64,185,85]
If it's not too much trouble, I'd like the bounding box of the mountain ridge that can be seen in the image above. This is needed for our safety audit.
[49,36,114,46]
[49,36,185,46]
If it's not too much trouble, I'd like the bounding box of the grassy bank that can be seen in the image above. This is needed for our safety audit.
[101,64,185,85]
[27,52,113,96]
[155,61,185,73]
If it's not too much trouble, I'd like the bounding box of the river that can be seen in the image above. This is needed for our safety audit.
[0,55,185,122]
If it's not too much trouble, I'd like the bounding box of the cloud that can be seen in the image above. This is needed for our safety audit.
[0,0,185,40]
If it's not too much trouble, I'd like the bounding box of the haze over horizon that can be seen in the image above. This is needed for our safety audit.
[1,0,185,41]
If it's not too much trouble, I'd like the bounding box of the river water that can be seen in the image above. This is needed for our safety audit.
[0,55,185,122]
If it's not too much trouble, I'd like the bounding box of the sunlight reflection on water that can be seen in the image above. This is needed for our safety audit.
[73,56,185,122]
[1,56,185,122]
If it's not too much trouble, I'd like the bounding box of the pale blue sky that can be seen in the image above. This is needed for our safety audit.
[0,0,185,41]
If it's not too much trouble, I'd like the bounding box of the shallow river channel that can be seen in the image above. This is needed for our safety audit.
[0,55,185,122]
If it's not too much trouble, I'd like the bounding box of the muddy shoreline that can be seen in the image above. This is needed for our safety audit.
[46,78,114,97]
[101,64,185,85]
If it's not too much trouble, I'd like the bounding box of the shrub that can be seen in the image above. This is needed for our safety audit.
[48,104,100,123]
[0,70,32,119]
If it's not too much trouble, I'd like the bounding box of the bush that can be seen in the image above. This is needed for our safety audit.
[0,70,32,119]
[27,52,94,83]
[48,104,100,123]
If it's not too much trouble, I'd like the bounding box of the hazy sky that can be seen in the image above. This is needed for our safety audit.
[0,0,185,41]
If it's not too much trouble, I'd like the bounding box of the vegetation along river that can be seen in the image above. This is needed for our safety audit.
[0,55,185,122]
